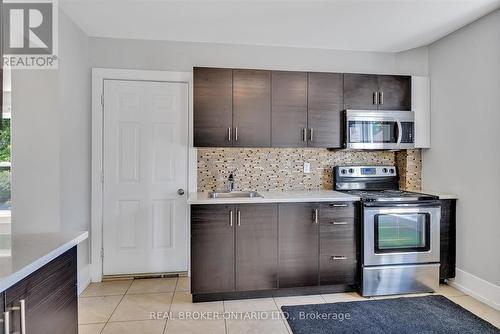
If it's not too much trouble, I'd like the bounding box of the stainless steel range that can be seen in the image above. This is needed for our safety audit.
[335,165,441,297]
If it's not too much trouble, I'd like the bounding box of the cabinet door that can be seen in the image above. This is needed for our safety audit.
[307,72,344,148]
[278,203,319,288]
[5,247,77,334]
[236,204,278,291]
[377,75,411,110]
[233,70,271,147]
[191,205,235,294]
[194,67,233,147]
[440,200,456,280]
[0,292,4,334]
[344,74,379,110]
[271,71,308,147]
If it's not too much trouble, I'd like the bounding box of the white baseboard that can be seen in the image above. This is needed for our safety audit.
[448,268,500,311]
[78,264,91,296]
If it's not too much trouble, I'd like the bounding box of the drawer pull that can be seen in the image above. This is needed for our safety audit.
[331,221,348,225]
[3,311,9,334]
[20,299,26,334]
[331,204,348,207]
[331,256,348,260]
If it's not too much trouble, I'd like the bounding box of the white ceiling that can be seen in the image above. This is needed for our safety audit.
[61,0,500,53]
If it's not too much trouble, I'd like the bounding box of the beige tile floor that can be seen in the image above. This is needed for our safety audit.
[79,277,500,334]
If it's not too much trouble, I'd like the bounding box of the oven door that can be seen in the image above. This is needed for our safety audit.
[345,110,415,150]
[363,202,441,266]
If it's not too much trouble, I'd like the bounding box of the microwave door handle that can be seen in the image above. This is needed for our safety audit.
[396,120,403,146]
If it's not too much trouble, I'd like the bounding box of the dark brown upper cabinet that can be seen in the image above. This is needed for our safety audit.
[344,73,411,111]
[233,70,271,147]
[271,71,308,147]
[307,72,344,148]
[194,67,233,147]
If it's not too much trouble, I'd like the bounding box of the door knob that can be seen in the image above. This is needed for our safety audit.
[177,189,185,196]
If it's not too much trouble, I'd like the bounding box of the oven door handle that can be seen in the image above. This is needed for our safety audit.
[363,201,441,208]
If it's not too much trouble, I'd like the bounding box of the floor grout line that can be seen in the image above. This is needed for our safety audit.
[162,277,178,334]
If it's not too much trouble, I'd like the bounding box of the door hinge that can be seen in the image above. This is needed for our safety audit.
[100,248,104,259]
[100,170,104,184]
[100,94,104,109]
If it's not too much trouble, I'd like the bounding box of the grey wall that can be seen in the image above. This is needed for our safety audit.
[89,38,429,75]
[423,9,500,286]
[11,10,91,287]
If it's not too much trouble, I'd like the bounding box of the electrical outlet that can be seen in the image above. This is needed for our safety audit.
[303,162,311,174]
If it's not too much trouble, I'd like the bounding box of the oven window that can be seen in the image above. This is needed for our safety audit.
[374,213,430,253]
[348,121,397,143]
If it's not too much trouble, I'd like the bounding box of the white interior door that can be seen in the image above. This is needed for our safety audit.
[102,79,188,276]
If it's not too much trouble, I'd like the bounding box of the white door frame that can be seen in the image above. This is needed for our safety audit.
[91,68,194,282]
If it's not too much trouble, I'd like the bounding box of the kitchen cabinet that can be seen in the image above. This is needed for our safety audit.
[278,203,319,288]
[307,72,344,148]
[191,204,278,294]
[3,247,78,334]
[191,205,235,294]
[233,70,271,147]
[440,199,456,280]
[193,67,233,147]
[319,202,358,285]
[236,204,278,291]
[0,292,4,334]
[344,74,411,111]
[271,71,308,147]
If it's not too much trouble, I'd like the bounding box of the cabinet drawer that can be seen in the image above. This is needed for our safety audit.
[320,255,358,285]
[320,221,356,255]
[320,202,357,220]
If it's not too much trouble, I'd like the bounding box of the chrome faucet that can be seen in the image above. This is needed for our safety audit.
[228,172,235,192]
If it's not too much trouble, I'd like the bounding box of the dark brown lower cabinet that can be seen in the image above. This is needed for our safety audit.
[191,205,235,294]
[0,292,4,334]
[236,204,278,291]
[4,247,77,334]
[440,199,457,280]
[191,202,359,301]
[278,203,319,288]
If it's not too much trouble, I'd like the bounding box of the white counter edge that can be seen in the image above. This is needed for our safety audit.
[0,231,89,293]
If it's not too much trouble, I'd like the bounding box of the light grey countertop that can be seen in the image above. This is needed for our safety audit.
[0,231,88,293]
[420,190,458,200]
[188,190,360,205]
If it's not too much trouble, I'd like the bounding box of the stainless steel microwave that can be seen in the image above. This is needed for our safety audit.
[344,110,415,150]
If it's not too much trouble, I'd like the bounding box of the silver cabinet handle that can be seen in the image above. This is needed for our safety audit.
[229,210,233,227]
[20,299,26,334]
[379,91,384,105]
[313,209,319,224]
[237,210,241,226]
[3,311,9,334]
[373,92,379,105]
[331,256,348,260]
[331,203,348,207]
[228,127,232,141]
[309,128,314,142]
[234,127,238,141]
[302,128,307,142]
[331,221,348,225]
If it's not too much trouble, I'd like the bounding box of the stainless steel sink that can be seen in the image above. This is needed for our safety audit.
[209,191,263,199]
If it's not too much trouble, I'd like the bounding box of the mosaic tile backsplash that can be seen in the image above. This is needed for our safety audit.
[197,148,422,192]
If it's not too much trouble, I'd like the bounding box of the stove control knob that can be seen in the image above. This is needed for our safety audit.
[389,169,395,174]
[348,168,354,174]
[382,168,388,173]
[341,169,347,174]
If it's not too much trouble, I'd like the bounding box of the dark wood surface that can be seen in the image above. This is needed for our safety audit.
[377,75,412,110]
[235,204,278,291]
[319,255,357,286]
[440,199,456,280]
[5,247,78,334]
[232,70,271,147]
[0,291,4,334]
[344,74,379,110]
[307,72,344,148]
[191,205,235,293]
[193,67,233,147]
[271,71,308,147]
[278,203,319,288]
